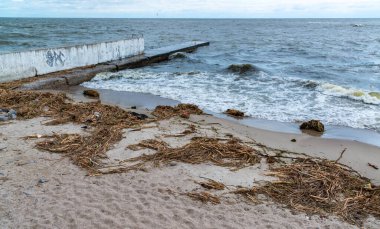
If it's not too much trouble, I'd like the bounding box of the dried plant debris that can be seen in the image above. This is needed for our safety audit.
[125,137,260,171]
[152,104,203,119]
[196,178,226,190]
[0,89,144,126]
[0,89,68,119]
[127,139,169,151]
[36,126,126,170]
[0,90,206,174]
[235,158,380,226]
[163,124,197,137]
[186,192,221,204]
[182,124,197,135]
[0,89,145,173]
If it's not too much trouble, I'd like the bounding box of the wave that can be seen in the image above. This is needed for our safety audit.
[2,32,38,39]
[168,52,188,60]
[276,77,380,105]
[83,69,380,133]
[0,40,16,45]
[318,83,380,105]
[351,24,364,28]
[93,70,380,106]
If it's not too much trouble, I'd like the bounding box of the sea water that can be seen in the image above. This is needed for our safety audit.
[1,18,379,132]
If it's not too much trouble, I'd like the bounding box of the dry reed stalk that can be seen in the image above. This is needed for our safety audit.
[127,139,169,151]
[152,104,203,119]
[0,89,145,173]
[235,158,380,226]
[36,125,126,170]
[186,192,221,204]
[125,137,260,171]
[196,178,225,190]
[0,89,68,119]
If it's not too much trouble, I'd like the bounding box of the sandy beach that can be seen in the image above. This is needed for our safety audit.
[1,87,379,228]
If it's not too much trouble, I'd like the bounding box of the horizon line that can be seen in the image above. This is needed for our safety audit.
[1,16,380,19]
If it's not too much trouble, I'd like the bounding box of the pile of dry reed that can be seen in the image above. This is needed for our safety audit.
[1,89,209,173]
[235,158,380,226]
[127,137,260,170]
[0,89,143,172]
[0,89,67,118]
[152,104,203,119]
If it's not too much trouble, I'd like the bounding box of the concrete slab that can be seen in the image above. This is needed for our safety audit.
[19,77,67,90]
[64,64,117,85]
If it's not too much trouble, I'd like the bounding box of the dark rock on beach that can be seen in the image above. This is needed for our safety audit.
[300,120,325,133]
[130,112,149,120]
[83,89,100,98]
[224,109,245,117]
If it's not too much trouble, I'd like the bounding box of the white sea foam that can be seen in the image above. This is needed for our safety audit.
[319,83,380,105]
[84,70,380,132]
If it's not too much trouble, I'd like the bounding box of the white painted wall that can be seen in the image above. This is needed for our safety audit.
[0,37,144,82]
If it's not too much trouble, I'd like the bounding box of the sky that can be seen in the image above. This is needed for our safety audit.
[0,0,380,18]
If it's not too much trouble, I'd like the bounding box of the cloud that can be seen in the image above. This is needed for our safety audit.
[1,0,380,17]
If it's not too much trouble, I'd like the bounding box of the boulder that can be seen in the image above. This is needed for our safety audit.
[225,109,245,117]
[83,89,100,98]
[300,120,325,133]
[227,64,258,75]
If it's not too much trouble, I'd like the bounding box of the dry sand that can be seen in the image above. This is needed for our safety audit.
[1,110,380,228]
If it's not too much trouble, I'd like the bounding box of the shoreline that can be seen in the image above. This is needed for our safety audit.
[67,85,380,148]
[59,85,380,184]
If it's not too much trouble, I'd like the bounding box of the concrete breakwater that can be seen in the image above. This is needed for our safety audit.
[15,41,209,90]
[0,35,144,82]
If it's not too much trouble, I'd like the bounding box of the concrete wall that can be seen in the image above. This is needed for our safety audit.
[0,36,144,82]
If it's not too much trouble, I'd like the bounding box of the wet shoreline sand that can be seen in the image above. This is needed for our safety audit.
[66,85,380,148]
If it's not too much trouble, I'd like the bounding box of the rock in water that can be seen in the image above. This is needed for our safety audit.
[224,109,245,117]
[300,120,325,132]
[83,89,100,98]
[227,64,258,75]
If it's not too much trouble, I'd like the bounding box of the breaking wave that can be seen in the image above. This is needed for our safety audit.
[84,70,380,132]
[318,83,380,105]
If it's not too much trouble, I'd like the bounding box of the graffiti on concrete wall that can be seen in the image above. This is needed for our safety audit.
[46,50,65,67]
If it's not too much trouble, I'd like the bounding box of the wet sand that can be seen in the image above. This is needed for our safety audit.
[61,86,380,183]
